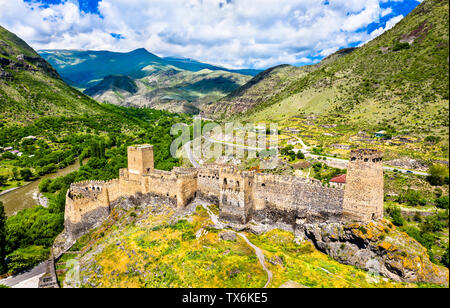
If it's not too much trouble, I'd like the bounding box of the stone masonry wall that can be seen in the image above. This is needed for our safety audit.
[64,145,383,241]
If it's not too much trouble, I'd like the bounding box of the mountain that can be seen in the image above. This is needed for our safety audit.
[83,74,138,98]
[203,0,449,138]
[39,48,256,113]
[0,26,107,125]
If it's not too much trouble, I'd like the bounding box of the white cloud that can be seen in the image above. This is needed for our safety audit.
[381,7,393,17]
[368,14,404,41]
[0,0,410,69]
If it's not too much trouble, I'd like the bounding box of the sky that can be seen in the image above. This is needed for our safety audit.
[0,0,422,70]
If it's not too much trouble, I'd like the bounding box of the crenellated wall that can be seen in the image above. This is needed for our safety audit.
[64,145,384,240]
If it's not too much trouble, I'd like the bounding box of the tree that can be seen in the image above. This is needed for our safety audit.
[20,168,33,181]
[0,175,7,187]
[435,196,449,210]
[0,201,7,274]
[387,206,404,226]
[443,245,449,268]
[427,164,449,186]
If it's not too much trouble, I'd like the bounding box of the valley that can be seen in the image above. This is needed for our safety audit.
[39,49,255,114]
[0,0,449,290]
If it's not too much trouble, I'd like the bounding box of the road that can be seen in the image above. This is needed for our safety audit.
[0,262,46,288]
[184,141,201,168]
[202,135,430,176]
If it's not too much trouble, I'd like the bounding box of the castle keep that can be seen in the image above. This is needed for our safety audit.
[64,145,384,240]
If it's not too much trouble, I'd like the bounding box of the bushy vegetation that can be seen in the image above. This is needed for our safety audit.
[0,105,192,275]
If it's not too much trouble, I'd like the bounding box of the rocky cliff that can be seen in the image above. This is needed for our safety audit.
[300,219,449,285]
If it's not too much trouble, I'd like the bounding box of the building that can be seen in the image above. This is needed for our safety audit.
[330,174,347,189]
[63,145,385,241]
[374,131,387,138]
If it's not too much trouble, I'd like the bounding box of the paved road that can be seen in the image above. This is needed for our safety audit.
[0,262,46,288]
[184,141,201,168]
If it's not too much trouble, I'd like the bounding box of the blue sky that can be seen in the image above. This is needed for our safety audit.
[0,0,422,69]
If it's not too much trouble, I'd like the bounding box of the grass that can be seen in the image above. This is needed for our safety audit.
[55,202,440,288]
[205,0,449,149]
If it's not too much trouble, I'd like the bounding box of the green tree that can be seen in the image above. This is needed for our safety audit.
[0,202,7,274]
[435,196,449,210]
[443,245,449,268]
[387,206,404,226]
[0,175,7,187]
[20,168,33,181]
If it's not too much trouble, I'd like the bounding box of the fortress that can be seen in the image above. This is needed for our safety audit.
[64,145,384,240]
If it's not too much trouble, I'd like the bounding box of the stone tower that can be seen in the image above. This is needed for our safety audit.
[127,145,154,180]
[343,149,384,223]
[219,166,254,224]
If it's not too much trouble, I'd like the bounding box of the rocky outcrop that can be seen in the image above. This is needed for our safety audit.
[299,219,449,285]
[385,158,429,172]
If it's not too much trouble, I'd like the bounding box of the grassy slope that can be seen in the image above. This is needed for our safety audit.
[0,26,109,125]
[206,0,449,139]
[59,203,425,288]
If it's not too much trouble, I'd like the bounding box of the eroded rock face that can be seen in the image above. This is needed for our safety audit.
[299,219,449,285]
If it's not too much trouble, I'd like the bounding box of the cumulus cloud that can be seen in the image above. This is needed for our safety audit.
[368,14,404,41]
[0,0,416,69]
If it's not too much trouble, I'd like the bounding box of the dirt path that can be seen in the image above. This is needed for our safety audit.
[237,233,273,288]
[200,203,272,288]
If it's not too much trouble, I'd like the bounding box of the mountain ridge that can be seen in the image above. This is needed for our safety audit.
[0,25,109,125]
[202,0,449,139]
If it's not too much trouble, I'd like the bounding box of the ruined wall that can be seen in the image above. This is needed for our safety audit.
[64,145,384,242]
[252,175,344,226]
[218,167,254,224]
[174,168,198,208]
[197,164,221,204]
[343,149,384,223]
[64,181,111,240]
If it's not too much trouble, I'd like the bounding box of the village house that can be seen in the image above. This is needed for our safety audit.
[330,174,347,189]
[331,144,351,150]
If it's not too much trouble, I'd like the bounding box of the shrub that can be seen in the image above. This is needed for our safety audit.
[6,246,49,275]
[387,206,404,226]
[393,42,411,51]
[397,189,427,206]
[427,164,449,186]
[435,196,449,210]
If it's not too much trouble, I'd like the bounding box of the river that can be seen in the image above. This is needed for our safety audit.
[0,159,85,217]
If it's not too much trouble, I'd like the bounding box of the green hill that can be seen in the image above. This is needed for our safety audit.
[203,0,449,140]
[0,26,108,125]
[84,75,139,97]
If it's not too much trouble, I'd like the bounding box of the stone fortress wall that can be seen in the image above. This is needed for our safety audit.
[64,145,384,240]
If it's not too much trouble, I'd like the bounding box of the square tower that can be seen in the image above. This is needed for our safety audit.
[343,149,384,223]
[127,145,154,177]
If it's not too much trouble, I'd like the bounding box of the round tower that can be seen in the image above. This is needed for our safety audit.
[342,149,384,223]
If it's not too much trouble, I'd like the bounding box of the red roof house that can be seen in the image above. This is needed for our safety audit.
[330,174,347,184]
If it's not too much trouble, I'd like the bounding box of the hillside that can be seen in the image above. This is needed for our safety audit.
[203,0,449,139]
[56,200,439,288]
[40,48,254,113]
[83,67,251,114]
[0,26,108,125]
